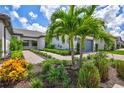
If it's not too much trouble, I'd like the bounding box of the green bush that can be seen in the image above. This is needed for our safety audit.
[93,52,109,82]
[77,62,100,88]
[30,78,43,88]
[94,59,109,82]
[30,49,52,58]
[46,44,55,49]
[116,61,124,79]
[0,50,2,59]
[10,36,23,51]
[43,48,71,55]
[47,63,70,87]
[11,51,23,59]
[42,59,69,87]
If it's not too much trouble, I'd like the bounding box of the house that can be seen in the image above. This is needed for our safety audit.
[0,13,117,58]
[0,13,45,58]
[51,35,110,52]
[116,36,124,49]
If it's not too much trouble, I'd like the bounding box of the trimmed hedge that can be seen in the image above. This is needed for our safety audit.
[43,48,71,55]
[30,49,52,58]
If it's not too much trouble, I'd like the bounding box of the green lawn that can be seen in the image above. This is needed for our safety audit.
[107,50,124,55]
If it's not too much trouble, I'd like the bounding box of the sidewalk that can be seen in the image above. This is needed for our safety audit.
[23,50,45,64]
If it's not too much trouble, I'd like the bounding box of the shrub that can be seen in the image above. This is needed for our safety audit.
[47,63,70,87]
[77,62,100,88]
[43,48,71,55]
[0,50,2,59]
[46,44,55,49]
[41,59,70,87]
[0,59,28,82]
[11,51,23,59]
[116,61,124,79]
[42,59,68,74]
[94,59,109,82]
[93,52,109,82]
[30,49,52,58]
[30,78,43,88]
[10,36,23,51]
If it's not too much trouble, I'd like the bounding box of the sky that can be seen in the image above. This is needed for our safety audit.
[0,5,124,40]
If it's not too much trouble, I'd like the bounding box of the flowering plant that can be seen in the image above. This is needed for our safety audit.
[0,59,28,82]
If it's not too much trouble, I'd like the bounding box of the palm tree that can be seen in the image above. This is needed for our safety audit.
[46,5,80,65]
[76,5,114,66]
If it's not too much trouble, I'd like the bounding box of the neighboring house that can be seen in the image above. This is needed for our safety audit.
[51,35,108,52]
[116,36,124,49]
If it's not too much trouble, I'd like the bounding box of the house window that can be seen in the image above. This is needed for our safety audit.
[23,40,29,46]
[32,41,37,46]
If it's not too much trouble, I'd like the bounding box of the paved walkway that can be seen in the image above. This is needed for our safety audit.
[41,51,124,61]
[23,50,45,64]
[117,48,124,51]
[107,54,124,60]
[40,51,96,60]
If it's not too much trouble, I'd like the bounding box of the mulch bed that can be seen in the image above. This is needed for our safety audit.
[1,62,124,88]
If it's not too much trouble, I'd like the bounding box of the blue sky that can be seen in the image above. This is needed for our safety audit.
[0,5,124,40]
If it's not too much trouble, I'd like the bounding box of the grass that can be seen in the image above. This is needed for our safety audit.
[99,50,124,55]
[108,50,124,55]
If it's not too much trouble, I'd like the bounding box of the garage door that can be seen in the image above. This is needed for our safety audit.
[85,40,93,52]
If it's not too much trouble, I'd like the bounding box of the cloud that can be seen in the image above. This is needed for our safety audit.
[29,11,38,19]
[10,10,28,27]
[40,5,61,21]
[94,5,124,40]
[4,6,9,10]
[27,23,47,33]
[12,5,21,10]
[10,11,19,19]
[19,17,28,26]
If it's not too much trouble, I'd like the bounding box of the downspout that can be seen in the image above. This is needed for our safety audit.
[3,26,7,57]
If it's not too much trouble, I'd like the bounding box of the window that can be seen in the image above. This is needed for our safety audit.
[32,41,37,46]
[23,40,29,46]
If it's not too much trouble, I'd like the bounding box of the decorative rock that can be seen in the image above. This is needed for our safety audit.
[113,84,124,88]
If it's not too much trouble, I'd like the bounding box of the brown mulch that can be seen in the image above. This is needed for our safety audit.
[100,66,124,88]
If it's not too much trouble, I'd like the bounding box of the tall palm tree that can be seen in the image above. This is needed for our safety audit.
[46,5,80,65]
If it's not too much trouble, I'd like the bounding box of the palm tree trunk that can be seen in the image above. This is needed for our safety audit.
[79,37,85,67]
[70,38,75,65]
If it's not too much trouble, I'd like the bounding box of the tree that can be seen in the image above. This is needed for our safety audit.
[76,5,114,66]
[46,5,79,65]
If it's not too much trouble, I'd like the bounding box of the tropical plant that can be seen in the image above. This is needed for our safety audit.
[75,5,114,67]
[46,5,81,65]
[93,52,109,82]
[47,63,70,87]
[10,36,23,51]
[116,61,124,79]
[30,78,43,88]
[0,59,28,82]
[77,62,100,88]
